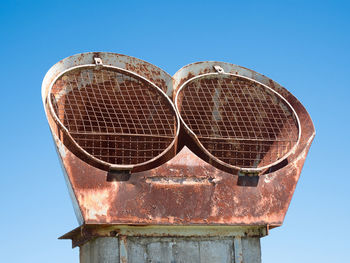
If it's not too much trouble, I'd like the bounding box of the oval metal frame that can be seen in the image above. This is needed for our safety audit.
[175,71,301,173]
[47,63,180,172]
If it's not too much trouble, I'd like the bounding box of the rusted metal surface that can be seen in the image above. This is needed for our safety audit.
[42,52,174,100]
[42,54,315,239]
[51,141,312,226]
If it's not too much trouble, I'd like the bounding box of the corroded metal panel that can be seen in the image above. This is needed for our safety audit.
[51,137,313,226]
[42,52,174,100]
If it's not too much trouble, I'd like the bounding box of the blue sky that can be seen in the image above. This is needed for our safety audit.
[1,0,349,262]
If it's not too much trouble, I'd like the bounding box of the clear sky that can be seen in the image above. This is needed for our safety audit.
[1,0,349,262]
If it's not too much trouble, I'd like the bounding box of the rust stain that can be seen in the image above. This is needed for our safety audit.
[119,235,128,263]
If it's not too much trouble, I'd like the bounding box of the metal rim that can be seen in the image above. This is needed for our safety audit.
[47,63,180,171]
[175,72,301,173]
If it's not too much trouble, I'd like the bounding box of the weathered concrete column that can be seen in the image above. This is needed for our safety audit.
[80,237,119,263]
[80,236,261,263]
[62,225,265,263]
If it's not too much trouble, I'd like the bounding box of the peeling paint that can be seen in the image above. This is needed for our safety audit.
[79,189,113,220]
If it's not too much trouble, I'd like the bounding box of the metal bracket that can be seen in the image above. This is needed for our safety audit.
[94,57,103,69]
[237,171,260,187]
[214,65,225,74]
[107,169,131,182]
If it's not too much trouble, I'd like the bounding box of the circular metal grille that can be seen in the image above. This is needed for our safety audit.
[49,66,178,170]
[176,73,300,171]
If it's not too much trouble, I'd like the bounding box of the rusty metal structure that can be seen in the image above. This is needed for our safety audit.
[42,52,315,262]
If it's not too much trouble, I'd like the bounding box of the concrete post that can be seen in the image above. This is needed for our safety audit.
[78,227,263,263]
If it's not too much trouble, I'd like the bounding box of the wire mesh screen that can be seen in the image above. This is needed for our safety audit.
[50,67,177,167]
[177,74,299,170]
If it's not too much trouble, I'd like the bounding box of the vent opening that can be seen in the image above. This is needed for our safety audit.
[175,72,300,173]
[48,64,179,172]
